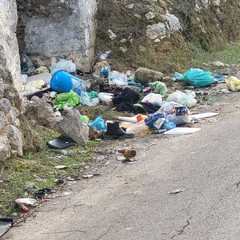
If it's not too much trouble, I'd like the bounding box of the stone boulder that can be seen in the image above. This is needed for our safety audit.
[7,125,23,157]
[25,96,62,127]
[19,115,44,152]
[135,67,164,85]
[0,111,5,131]
[57,109,89,146]
[0,136,11,161]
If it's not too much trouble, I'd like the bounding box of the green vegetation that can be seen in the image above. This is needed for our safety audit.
[188,41,240,70]
[0,140,101,217]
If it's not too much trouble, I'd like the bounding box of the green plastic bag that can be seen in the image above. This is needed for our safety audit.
[149,81,168,95]
[53,90,80,110]
[180,68,215,87]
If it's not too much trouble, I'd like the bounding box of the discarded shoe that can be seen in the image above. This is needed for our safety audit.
[104,122,134,139]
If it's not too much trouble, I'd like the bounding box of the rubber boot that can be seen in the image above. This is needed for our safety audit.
[104,122,134,139]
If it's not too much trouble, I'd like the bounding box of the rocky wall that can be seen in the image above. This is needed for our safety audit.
[17,0,97,72]
[0,0,22,92]
[95,0,240,72]
[0,0,23,160]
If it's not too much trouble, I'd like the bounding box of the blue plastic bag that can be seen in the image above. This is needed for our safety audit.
[145,113,165,129]
[50,70,86,96]
[88,116,107,131]
[180,68,215,87]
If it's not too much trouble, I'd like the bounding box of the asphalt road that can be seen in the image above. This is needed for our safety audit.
[5,95,240,240]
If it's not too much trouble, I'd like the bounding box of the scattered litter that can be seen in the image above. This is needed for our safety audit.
[163,127,201,135]
[226,76,240,92]
[15,198,38,213]
[0,218,13,237]
[54,165,67,170]
[118,149,136,161]
[66,177,75,181]
[179,68,215,87]
[61,191,73,196]
[35,188,53,199]
[82,174,94,179]
[191,112,219,120]
[168,188,187,194]
[48,136,76,149]
[116,155,126,161]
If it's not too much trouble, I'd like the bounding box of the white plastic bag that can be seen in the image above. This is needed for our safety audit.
[108,71,128,86]
[167,90,197,108]
[142,93,162,105]
[50,59,76,74]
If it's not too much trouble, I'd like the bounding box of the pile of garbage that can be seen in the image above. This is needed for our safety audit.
[21,53,237,149]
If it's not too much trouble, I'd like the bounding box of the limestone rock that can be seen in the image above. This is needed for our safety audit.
[0,98,12,113]
[146,22,166,40]
[0,136,11,161]
[135,67,164,85]
[25,96,61,127]
[57,109,89,146]
[7,125,23,156]
[162,13,182,33]
[17,0,97,72]
[0,0,22,92]
[0,111,5,131]
[6,107,20,125]
[3,84,22,111]
[19,115,45,152]
[212,61,225,67]
[145,12,156,20]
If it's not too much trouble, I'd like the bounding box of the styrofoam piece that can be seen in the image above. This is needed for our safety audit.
[163,127,201,135]
[191,112,219,120]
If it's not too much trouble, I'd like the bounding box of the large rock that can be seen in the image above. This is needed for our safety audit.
[17,0,97,72]
[57,109,89,146]
[7,125,23,157]
[0,136,11,161]
[0,111,5,131]
[3,83,22,111]
[0,0,22,92]
[25,96,62,126]
[0,98,12,113]
[19,115,44,152]
[6,107,20,126]
[135,67,164,85]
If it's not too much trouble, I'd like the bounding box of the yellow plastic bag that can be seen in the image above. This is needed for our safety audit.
[226,76,240,92]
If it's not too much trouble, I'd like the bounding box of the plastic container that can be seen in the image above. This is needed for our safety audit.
[50,70,86,96]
